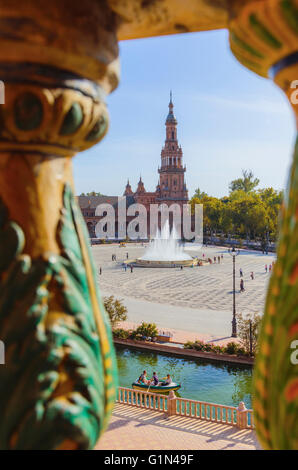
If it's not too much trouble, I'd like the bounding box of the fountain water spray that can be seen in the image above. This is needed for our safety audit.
[139,220,192,263]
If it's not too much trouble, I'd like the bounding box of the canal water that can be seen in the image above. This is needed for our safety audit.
[116,346,253,409]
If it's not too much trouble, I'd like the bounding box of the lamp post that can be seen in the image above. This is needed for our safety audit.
[266,226,269,255]
[228,246,240,337]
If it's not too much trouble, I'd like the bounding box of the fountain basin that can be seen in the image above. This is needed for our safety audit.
[127,258,200,268]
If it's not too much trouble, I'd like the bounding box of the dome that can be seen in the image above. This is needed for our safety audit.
[166,110,177,124]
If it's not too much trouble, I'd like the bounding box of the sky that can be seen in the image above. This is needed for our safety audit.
[73,29,296,199]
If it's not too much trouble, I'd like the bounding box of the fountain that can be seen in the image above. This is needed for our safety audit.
[131,220,199,268]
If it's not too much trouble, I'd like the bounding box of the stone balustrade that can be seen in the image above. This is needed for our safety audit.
[117,387,254,430]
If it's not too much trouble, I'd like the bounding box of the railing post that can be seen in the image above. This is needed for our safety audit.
[237,402,248,429]
[167,391,177,418]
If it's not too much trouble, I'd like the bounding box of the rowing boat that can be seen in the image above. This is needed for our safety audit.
[132,381,181,393]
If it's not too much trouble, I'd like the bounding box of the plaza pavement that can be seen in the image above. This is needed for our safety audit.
[92,243,275,339]
[96,403,261,450]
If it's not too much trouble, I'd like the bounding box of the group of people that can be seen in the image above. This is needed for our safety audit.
[239,260,275,292]
[202,253,224,264]
[122,264,134,273]
[138,370,172,387]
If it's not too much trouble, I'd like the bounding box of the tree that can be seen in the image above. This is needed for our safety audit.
[193,187,208,200]
[103,295,127,328]
[258,187,283,239]
[229,170,260,194]
[133,322,158,339]
[189,194,224,235]
[237,312,262,355]
[80,191,105,196]
[190,173,281,242]
[202,196,224,236]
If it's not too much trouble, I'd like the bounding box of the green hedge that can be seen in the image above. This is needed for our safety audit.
[183,340,250,357]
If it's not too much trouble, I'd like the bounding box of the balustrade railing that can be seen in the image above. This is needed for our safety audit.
[117,387,253,429]
[117,386,168,412]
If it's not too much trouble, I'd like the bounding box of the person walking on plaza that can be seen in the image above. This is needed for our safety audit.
[130,265,133,273]
[269,264,272,273]
[240,279,245,292]
[126,252,129,259]
[250,271,254,280]
[99,267,102,275]
[218,256,220,263]
[240,268,243,277]
[214,256,216,263]
[265,264,268,273]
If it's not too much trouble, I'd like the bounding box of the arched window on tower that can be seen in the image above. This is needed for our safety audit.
[172,131,174,139]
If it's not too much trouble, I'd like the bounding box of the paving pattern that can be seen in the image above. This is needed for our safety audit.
[93,244,275,315]
[96,403,261,450]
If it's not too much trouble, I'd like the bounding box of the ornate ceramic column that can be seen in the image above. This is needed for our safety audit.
[0,1,119,450]
[228,0,298,450]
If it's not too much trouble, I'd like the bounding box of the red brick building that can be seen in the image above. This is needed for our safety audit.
[79,95,189,239]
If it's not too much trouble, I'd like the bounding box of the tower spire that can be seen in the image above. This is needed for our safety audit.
[166,91,176,125]
[123,178,133,196]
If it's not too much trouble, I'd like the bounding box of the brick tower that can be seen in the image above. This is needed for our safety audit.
[123,179,133,196]
[156,92,188,208]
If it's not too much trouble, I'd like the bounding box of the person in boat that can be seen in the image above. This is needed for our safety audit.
[151,372,159,386]
[138,370,149,385]
[161,374,172,386]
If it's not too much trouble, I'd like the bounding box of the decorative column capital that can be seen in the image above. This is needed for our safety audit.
[228,0,298,119]
[0,64,110,157]
[0,0,122,158]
